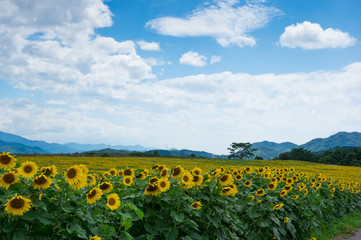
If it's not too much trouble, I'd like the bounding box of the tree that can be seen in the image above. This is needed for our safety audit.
[227,142,256,160]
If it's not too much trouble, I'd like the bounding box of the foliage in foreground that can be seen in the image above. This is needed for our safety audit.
[1,152,361,239]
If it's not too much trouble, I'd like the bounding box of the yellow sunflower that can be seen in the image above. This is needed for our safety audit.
[19,161,38,178]
[64,165,85,185]
[256,189,265,197]
[86,174,97,187]
[89,236,102,240]
[244,180,252,188]
[284,185,293,192]
[4,194,32,216]
[181,172,194,187]
[284,217,289,223]
[87,188,102,204]
[99,181,113,194]
[0,172,19,189]
[268,183,277,191]
[235,174,243,181]
[273,203,284,210]
[135,173,146,180]
[158,178,171,192]
[108,168,118,176]
[286,178,294,185]
[160,168,169,178]
[304,189,309,195]
[192,175,204,186]
[218,174,233,186]
[32,174,53,190]
[280,190,288,197]
[191,167,203,175]
[106,193,121,211]
[191,201,202,210]
[40,165,58,177]
[292,195,299,200]
[123,168,134,177]
[149,176,159,185]
[171,166,184,179]
[220,186,236,196]
[144,184,161,196]
[0,152,16,169]
[123,176,134,186]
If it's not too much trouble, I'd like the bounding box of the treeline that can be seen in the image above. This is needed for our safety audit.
[275,147,361,167]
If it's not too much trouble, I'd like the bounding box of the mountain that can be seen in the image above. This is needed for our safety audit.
[252,141,298,160]
[252,132,361,159]
[148,149,227,159]
[299,132,361,152]
[0,140,48,154]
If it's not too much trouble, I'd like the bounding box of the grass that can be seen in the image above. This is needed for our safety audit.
[312,211,361,240]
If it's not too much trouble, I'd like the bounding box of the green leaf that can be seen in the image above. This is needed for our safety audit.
[173,213,185,222]
[164,229,178,240]
[272,227,281,240]
[124,231,134,240]
[12,229,26,240]
[259,219,271,228]
[270,215,281,226]
[38,215,57,225]
[122,218,133,231]
[128,202,144,220]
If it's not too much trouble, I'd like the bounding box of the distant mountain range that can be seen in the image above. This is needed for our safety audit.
[1,131,361,159]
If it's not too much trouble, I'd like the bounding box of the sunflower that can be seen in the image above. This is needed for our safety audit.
[292,195,299,200]
[268,183,277,191]
[191,201,202,210]
[99,181,113,193]
[286,178,294,185]
[33,174,53,190]
[192,167,203,175]
[235,174,243,181]
[192,175,204,186]
[171,166,184,179]
[19,161,38,178]
[135,173,146,180]
[284,185,293,192]
[40,165,58,177]
[4,194,32,216]
[77,164,89,175]
[108,168,118,176]
[142,169,149,176]
[280,190,288,197]
[181,172,194,187]
[106,193,121,211]
[209,169,220,179]
[87,188,102,204]
[123,168,134,177]
[86,174,97,187]
[273,203,284,210]
[144,184,161,196]
[218,174,233,186]
[315,183,321,189]
[245,167,253,174]
[64,165,85,185]
[89,236,102,240]
[158,178,171,192]
[0,172,19,189]
[0,152,16,169]
[160,168,169,178]
[149,176,159,185]
[118,170,124,176]
[244,180,252,188]
[248,195,255,201]
[304,189,309,195]
[284,217,289,223]
[220,186,237,196]
[330,187,336,193]
[123,176,134,186]
[256,189,265,197]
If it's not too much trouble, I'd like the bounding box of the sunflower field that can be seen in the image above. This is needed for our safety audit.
[1,152,361,240]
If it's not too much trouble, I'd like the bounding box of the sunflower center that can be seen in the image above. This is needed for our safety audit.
[192,203,199,208]
[24,166,33,173]
[193,176,199,182]
[3,173,15,184]
[99,183,110,190]
[194,170,200,175]
[183,175,189,182]
[10,197,25,209]
[67,168,77,178]
[88,190,97,198]
[161,170,167,177]
[220,175,228,182]
[124,169,132,176]
[160,181,166,188]
[146,184,158,192]
[108,198,116,205]
[44,168,52,176]
[172,168,180,176]
[149,178,158,184]
[0,155,11,164]
[135,174,143,179]
[34,176,47,185]
[125,178,130,184]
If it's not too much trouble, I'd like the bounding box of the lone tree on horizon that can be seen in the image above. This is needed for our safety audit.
[227,142,256,160]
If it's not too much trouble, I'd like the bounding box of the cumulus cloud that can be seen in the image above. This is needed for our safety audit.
[210,55,221,64]
[2,62,360,153]
[279,21,357,49]
[136,40,161,51]
[0,0,154,97]
[179,51,207,67]
[146,0,281,48]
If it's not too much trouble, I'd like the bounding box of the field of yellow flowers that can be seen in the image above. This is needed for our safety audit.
[1,152,361,239]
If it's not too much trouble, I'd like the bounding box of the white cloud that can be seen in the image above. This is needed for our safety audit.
[136,40,161,51]
[179,51,207,67]
[210,55,221,64]
[279,21,357,49]
[146,0,281,48]
[0,0,155,97]
[2,62,360,154]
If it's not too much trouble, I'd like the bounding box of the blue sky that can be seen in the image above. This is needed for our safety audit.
[0,0,360,154]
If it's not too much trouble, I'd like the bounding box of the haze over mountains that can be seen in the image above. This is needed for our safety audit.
[1,131,361,159]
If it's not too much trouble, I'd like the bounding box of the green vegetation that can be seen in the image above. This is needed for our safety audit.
[227,142,256,159]
[276,147,361,167]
